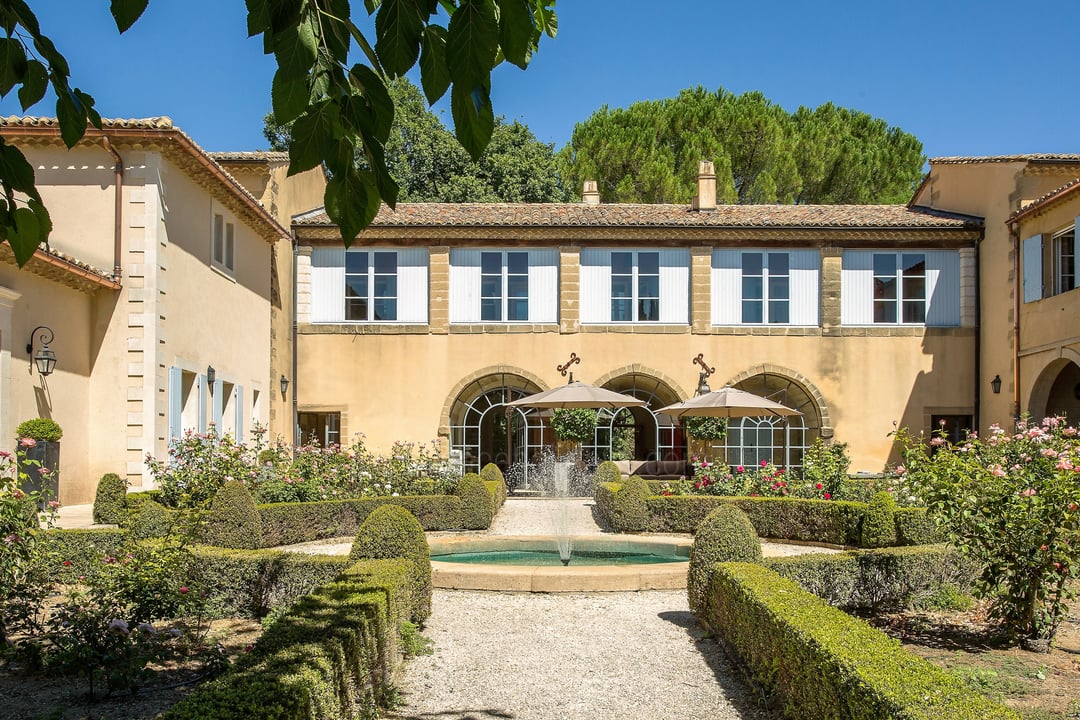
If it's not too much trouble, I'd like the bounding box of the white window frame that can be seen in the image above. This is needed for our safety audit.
[740,251,791,324]
[610,250,661,323]
[345,249,398,322]
[212,212,236,274]
[873,252,927,325]
[1052,225,1076,296]
[480,250,530,322]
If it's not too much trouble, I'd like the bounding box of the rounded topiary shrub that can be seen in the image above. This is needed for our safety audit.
[350,504,431,623]
[15,417,63,441]
[93,472,127,524]
[593,460,623,485]
[456,472,494,530]
[688,504,762,616]
[609,476,649,533]
[200,480,263,549]
[479,463,504,485]
[861,491,898,549]
[130,500,175,540]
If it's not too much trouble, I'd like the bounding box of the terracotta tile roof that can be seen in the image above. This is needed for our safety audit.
[1009,177,1080,223]
[930,154,1080,165]
[0,242,121,293]
[210,151,291,163]
[0,116,289,243]
[293,202,979,229]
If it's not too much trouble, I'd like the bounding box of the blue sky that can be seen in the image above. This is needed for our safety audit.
[2,1,1077,161]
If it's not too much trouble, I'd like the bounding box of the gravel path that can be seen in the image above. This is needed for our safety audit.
[387,589,770,720]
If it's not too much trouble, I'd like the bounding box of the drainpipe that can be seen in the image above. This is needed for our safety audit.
[973,238,982,433]
[1010,222,1022,422]
[291,234,299,446]
[100,137,124,282]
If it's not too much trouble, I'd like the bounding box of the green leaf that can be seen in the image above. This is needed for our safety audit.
[0,37,28,97]
[362,134,399,207]
[273,13,318,79]
[446,0,498,87]
[497,0,535,69]
[532,0,557,38]
[17,59,47,110]
[55,88,87,148]
[110,0,149,33]
[451,80,494,160]
[418,25,450,104]
[7,205,44,266]
[30,33,69,77]
[374,0,425,77]
[271,69,309,124]
[246,0,271,37]
[0,141,41,198]
[74,89,101,129]
[348,64,394,141]
[324,168,380,245]
[320,0,353,62]
[268,0,304,36]
[288,101,342,176]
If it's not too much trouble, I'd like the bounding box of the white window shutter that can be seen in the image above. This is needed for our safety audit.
[925,251,960,326]
[788,250,820,326]
[528,249,558,323]
[1022,235,1043,303]
[311,247,345,322]
[397,249,429,323]
[450,249,481,323]
[234,386,244,442]
[711,250,742,325]
[167,366,182,441]
[658,249,689,324]
[579,249,611,323]
[212,379,224,431]
[197,374,207,432]
[841,251,874,325]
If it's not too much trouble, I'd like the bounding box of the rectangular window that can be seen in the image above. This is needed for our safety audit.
[740,252,790,324]
[345,250,397,321]
[212,213,236,273]
[931,414,973,449]
[1053,226,1076,295]
[873,252,925,324]
[298,412,340,447]
[611,251,660,322]
[480,251,530,322]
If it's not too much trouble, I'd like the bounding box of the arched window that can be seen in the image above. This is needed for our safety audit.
[588,373,685,462]
[448,374,548,477]
[723,373,822,470]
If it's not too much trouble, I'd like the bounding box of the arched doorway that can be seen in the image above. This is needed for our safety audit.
[588,373,685,462]
[724,372,823,471]
[447,373,548,476]
[1029,358,1080,422]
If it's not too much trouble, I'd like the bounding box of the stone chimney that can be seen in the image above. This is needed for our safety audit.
[692,160,717,211]
[582,180,601,205]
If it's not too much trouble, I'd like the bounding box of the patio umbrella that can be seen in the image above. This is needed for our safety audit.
[504,381,648,410]
[656,386,800,418]
[657,386,802,467]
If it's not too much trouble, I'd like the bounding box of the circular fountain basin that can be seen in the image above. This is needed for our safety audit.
[429,536,692,592]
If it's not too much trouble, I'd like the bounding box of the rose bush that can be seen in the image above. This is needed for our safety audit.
[896,416,1080,646]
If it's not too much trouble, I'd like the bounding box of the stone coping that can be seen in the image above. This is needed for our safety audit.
[429,535,692,592]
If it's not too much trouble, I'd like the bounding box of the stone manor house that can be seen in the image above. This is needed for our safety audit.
[1,116,1077,502]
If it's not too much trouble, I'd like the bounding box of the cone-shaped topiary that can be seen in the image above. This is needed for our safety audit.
[199,480,263,549]
[609,476,650,533]
[350,504,431,623]
[479,463,504,484]
[93,472,127,524]
[860,491,898,548]
[688,504,762,617]
[593,460,623,485]
[479,463,507,508]
[457,472,494,530]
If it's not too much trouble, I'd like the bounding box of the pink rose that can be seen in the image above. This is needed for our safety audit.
[18,437,36,448]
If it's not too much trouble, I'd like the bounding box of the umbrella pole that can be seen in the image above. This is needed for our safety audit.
[504,407,515,490]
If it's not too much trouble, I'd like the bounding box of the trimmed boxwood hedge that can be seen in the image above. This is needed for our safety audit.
[688,505,761,615]
[456,473,494,530]
[92,473,127,524]
[163,558,421,720]
[607,476,650,533]
[200,480,263,549]
[350,505,431,624]
[705,563,1019,720]
[597,483,940,548]
[38,528,130,582]
[762,544,976,610]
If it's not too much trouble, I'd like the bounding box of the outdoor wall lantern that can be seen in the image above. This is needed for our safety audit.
[693,353,715,396]
[991,374,1002,394]
[26,325,57,377]
[280,374,289,396]
[207,365,216,387]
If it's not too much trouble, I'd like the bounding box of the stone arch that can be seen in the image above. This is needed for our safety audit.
[591,364,689,402]
[439,365,550,436]
[1027,348,1080,421]
[723,363,832,438]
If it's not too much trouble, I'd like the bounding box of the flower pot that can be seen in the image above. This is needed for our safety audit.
[19,440,60,507]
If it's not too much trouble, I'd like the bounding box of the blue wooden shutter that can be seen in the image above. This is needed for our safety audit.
[212,379,224,431]
[1022,235,1043,303]
[167,366,182,441]
[235,386,244,441]
[197,374,207,432]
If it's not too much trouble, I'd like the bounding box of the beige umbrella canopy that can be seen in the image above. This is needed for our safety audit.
[504,381,648,410]
[657,386,801,419]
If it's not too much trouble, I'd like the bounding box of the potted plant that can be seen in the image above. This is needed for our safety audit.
[549,408,597,458]
[683,416,727,462]
[16,417,62,505]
